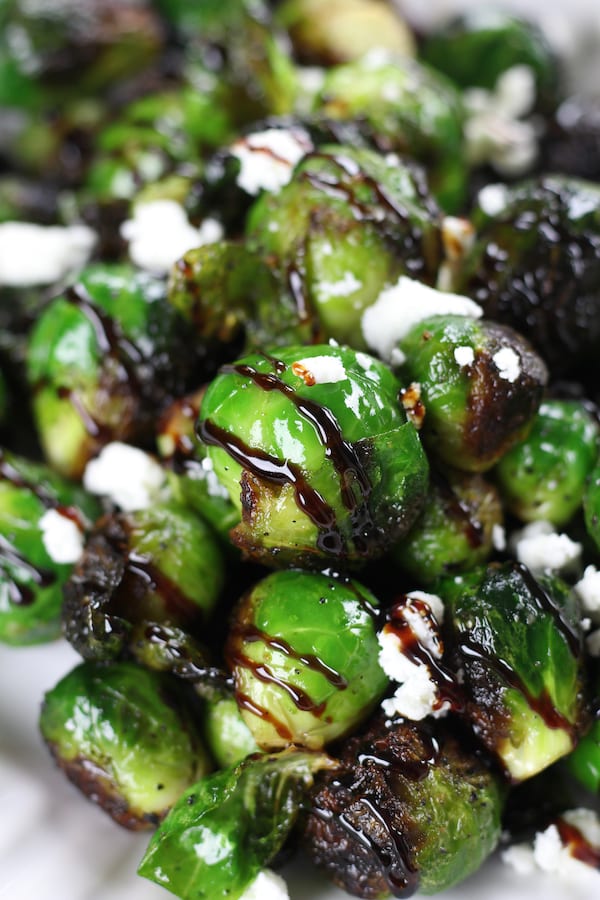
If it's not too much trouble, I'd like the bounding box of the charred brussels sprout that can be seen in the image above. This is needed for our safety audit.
[454,177,600,378]
[226,570,387,750]
[303,715,504,898]
[27,264,201,479]
[441,562,589,781]
[396,314,547,472]
[313,54,466,210]
[139,749,335,899]
[40,660,211,829]
[246,145,443,349]
[391,467,503,583]
[202,694,259,769]
[198,344,429,566]
[495,399,599,526]
[62,501,225,661]
[0,449,99,645]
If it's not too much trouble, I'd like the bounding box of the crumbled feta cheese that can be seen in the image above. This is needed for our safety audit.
[390,347,407,367]
[503,809,600,885]
[361,276,482,362]
[0,221,96,287]
[477,183,509,217]
[292,356,347,385]
[501,843,536,875]
[381,666,442,722]
[38,508,84,565]
[230,128,313,196]
[574,565,600,624]
[238,869,290,900]
[454,345,475,367]
[510,520,582,574]
[406,590,444,624]
[120,200,223,275]
[492,523,507,552]
[317,272,363,302]
[493,346,521,382]
[83,442,166,511]
[586,628,600,657]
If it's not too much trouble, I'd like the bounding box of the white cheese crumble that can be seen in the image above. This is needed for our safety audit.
[464,65,539,176]
[586,629,600,657]
[120,200,223,275]
[477,183,509,217]
[238,869,290,900]
[292,355,347,385]
[454,345,475,367]
[38,508,84,565]
[317,271,363,302]
[492,346,521,382]
[0,221,96,287]
[230,128,313,196]
[361,276,482,362]
[574,565,600,624]
[378,591,448,722]
[83,442,166,511]
[510,520,582,574]
[503,809,600,886]
[492,523,507,552]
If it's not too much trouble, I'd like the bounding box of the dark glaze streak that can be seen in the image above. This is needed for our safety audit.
[516,562,581,656]
[556,818,600,869]
[235,689,294,742]
[0,534,56,606]
[124,552,202,624]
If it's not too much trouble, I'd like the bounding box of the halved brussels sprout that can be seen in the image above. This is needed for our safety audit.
[198,343,429,566]
[226,569,388,750]
[40,660,211,829]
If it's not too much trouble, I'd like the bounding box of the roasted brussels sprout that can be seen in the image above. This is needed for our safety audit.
[391,466,503,582]
[565,669,600,794]
[139,749,335,899]
[62,501,225,661]
[226,569,388,750]
[246,145,443,348]
[27,263,202,478]
[303,714,504,898]
[198,343,429,566]
[40,660,211,829]
[495,399,599,526]
[454,176,600,378]
[0,449,99,645]
[202,694,259,769]
[441,562,589,781]
[312,53,466,210]
[584,461,600,553]
[396,313,547,472]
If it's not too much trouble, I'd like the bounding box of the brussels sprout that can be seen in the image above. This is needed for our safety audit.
[26,263,202,478]
[584,461,600,552]
[303,714,504,896]
[421,9,559,110]
[139,748,336,899]
[565,669,600,794]
[440,562,589,781]
[40,660,211,829]
[62,501,225,661]
[203,694,260,769]
[198,344,429,566]
[495,399,599,526]
[454,176,600,378]
[277,0,415,65]
[391,466,503,582]
[246,144,443,349]
[226,569,388,750]
[0,448,99,645]
[313,54,466,210]
[396,314,547,472]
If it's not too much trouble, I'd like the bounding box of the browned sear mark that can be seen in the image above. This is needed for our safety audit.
[400,382,426,430]
[292,361,316,386]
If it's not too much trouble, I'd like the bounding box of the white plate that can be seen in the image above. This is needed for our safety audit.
[0,640,597,900]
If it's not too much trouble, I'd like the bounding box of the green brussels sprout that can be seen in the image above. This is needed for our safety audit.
[246,144,444,349]
[62,501,225,661]
[140,748,335,899]
[198,344,429,566]
[396,313,547,472]
[303,713,505,896]
[313,54,466,211]
[565,669,600,794]
[584,461,600,552]
[453,176,600,378]
[202,694,260,769]
[421,9,559,111]
[40,660,211,829]
[495,399,599,526]
[26,264,202,479]
[440,562,589,782]
[226,569,388,750]
[0,448,99,645]
[391,466,503,583]
[277,0,415,66]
